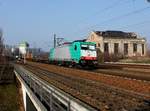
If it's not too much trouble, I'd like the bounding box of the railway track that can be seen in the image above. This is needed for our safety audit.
[93,68,150,81]
[95,63,150,81]
[47,61,150,81]
[25,61,150,95]
[65,62,150,81]
[99,63,150,69]
[25,60,150,81]
[19,62,150,111]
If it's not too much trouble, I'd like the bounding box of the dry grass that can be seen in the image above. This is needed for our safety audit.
[0,84,19,111]
[119,57,150,64]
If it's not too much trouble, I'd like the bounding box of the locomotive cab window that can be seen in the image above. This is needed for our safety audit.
[81,44,96,50]
[81,44,88,50]
[89,45,95,50]
[74,45,77,50]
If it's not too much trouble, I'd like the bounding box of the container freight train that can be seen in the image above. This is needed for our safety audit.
[49,41,97,66]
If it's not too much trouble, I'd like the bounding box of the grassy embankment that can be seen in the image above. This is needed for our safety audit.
[0,84,19,111]
[119,57,150,64]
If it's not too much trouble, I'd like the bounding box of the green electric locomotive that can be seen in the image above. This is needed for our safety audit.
[49,41,97,66]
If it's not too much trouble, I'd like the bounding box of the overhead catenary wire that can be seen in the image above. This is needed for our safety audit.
[117,19,150,30]
[60,1,150,42]
[76,0,131,26]
[87,6,150,30]
[81,24,150,41]
[62,0,133,40]
[73,6,150,37]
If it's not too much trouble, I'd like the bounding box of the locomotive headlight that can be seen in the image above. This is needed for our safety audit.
[81,60,86,63]
[81,56,84,59]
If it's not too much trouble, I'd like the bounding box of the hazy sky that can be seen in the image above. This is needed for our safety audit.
[0,0,150,51]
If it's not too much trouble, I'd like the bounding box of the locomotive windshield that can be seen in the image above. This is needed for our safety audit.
[81,44,96,50]
[89,45,95,50]
[81,44,88,50]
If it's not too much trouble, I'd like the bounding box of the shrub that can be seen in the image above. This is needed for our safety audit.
[96,48,104,63]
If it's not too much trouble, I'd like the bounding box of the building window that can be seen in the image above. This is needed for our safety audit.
[114,43,119,54]
[104,43,109,53]
[133,43,137,53]
[97,43,100,47]
[142,44,144,55]
[124,43,128,55]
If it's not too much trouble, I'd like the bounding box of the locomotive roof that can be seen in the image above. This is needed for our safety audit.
[73,41,96,45]
[52,41,95,48]
[50,41,96,51]
[73,39,86,42]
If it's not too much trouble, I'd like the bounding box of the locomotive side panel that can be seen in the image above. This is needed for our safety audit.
[53,45,71,61]
[49,48,54,61]
[69,42,81,63]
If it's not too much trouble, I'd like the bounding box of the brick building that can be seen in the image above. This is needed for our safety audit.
[86,31,146,57]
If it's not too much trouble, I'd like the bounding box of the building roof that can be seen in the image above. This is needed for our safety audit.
[94,31,137,39]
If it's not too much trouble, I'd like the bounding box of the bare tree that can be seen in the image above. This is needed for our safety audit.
[0,28,5,64]
[0,29,3,52]
[0,29,3,57]
[146,42,150,57]
[0,29,5,81]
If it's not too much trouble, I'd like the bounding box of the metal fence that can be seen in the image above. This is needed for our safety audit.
[14,65,96,111]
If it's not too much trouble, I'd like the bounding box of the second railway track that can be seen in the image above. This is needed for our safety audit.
[96,63,150,81]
